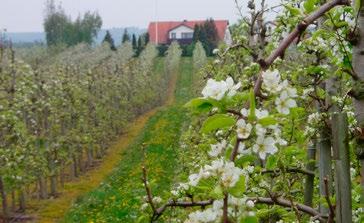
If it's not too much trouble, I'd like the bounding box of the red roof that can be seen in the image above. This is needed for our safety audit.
[148,20,229,44]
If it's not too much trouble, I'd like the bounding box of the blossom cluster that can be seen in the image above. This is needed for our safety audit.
[188,159,245,188]
[202,77,241,100]
[185,196,254,223]
[262,70,298,115]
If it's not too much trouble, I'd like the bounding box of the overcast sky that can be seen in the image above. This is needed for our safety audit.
[0,0,280,32]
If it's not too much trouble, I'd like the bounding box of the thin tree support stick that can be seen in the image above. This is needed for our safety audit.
[332,113,352,223]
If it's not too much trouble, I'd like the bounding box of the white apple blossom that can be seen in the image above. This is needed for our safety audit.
[252,136,278,160]
[221,161,244,188]
[262,69,281,92]
[201,77,241,100]
[236,119,252,139]
[238,142,250,154]
[256,109,269,119]
[275,90,297,115]
[240,108,269,119]
[246,200,255,208]
[152,196,163,204]
[255,124,266,137]
[140,203,149,210]
[188,173,200,186]
[225,77,242,97]
[202,79,228,100]
[212,48,220,55]
[240,108,249,117]
[186,208,220,223]
[208,140,227,157]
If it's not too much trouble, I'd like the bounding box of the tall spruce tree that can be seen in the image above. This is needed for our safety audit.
[122,29,130,43]
[192,19,219,56]
[132,34,137,50]
[103,30,116,51]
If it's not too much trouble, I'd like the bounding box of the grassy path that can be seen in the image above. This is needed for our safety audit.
[57,58,193,222]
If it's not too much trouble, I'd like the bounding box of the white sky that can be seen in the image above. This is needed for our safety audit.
[0,0,280,32]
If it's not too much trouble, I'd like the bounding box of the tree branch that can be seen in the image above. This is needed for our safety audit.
[262,167,315,177]
[254,0,350,95]
[153,195,327,222]
[142,166,156,213]
[250,196,327,222]
[324,177,335,222]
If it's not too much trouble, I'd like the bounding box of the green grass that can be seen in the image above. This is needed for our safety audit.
[62,58,194,223]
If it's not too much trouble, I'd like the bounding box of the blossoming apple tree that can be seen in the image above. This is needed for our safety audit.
[141,0,364,222]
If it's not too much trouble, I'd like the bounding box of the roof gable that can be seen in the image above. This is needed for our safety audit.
[169,24,194,33]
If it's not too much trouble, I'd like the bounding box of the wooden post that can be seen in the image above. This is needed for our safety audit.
[304,144,316,207]
[318,129,332,215]
[332,112,352,223]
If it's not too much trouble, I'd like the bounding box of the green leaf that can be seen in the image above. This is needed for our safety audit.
[228,175,246,197]
[258,116,277,126]
[184,98,215,113]
[210,185,224,199]
[241,216,259,223]
[137,216,147,223]
[201,114,235,133]
[303,0,317,13]
[265,155,277,170]
[285,5,302,16]
[235,154,256,166]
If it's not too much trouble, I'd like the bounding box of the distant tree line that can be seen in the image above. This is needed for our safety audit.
[44,0,102,47]
[103,29,150,55]
[193,19,219,56]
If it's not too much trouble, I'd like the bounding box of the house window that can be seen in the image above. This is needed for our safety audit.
[181,32,193,39]
[171,33,176,39]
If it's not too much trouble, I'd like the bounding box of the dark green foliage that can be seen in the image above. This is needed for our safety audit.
[44,0,102,47]
[132,34,137,50]
[157,45,169,57]
[144,33,150,45]
[122,29,130,43]
[193,18,219,56]
[103,30,116,51]
[181,43,195,57]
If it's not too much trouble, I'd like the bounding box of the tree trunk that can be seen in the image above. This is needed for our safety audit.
[71,155,78,179]
[0,177,9,222]
[332,113,352,223]
[18,189,26,213]
[353,0,364,205]
[60,164,65,188]
[86,146,93,168]
[78,150,84,173]
[10,191,15,212]
[304,144,316,207]
[38,176,47,199]
[50,175,57,197]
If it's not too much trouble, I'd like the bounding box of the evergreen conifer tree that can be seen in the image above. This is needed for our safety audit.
[103,30,116,51]
[122,29,130,43]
